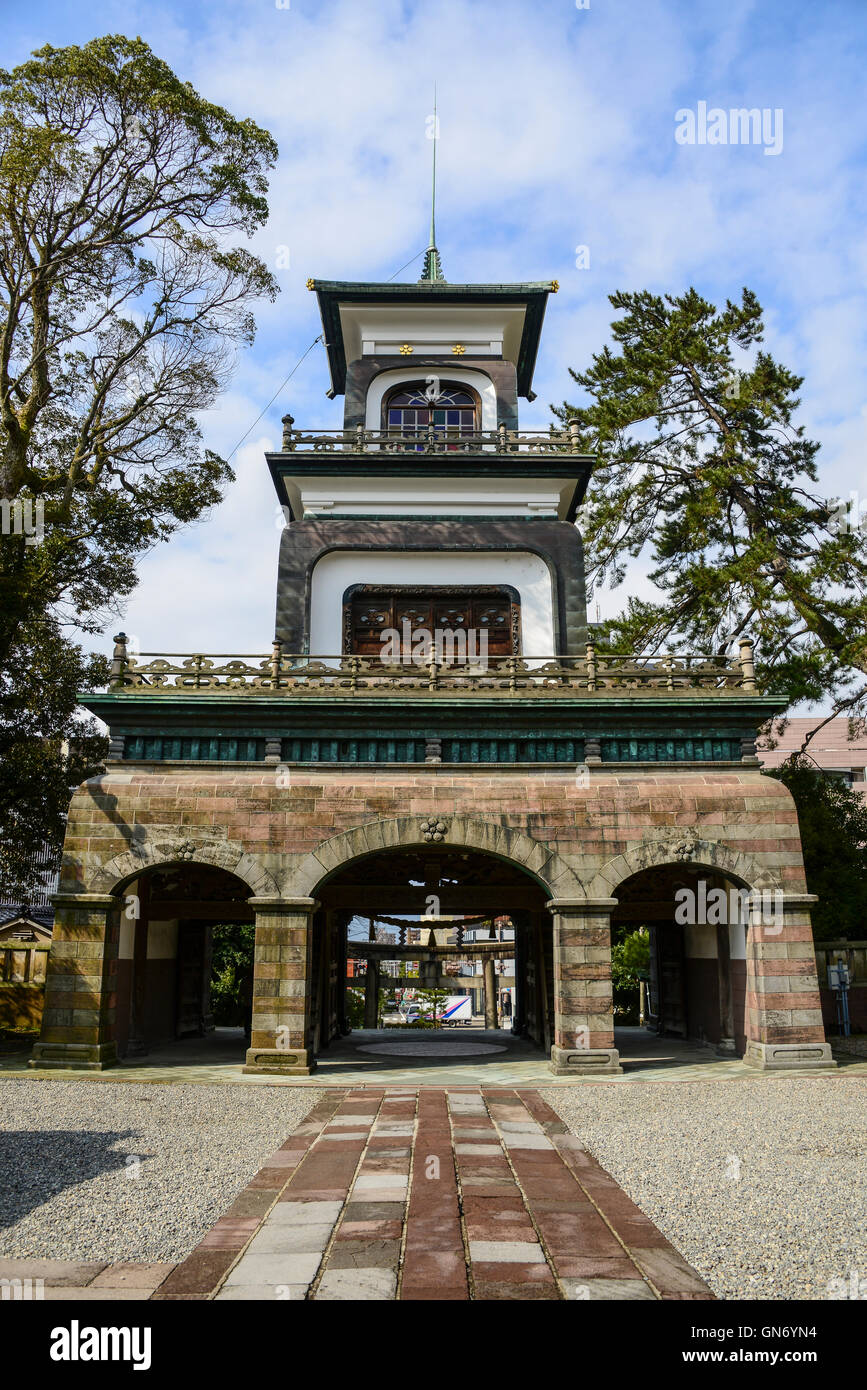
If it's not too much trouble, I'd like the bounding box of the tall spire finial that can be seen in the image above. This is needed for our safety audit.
[419,85,446,283]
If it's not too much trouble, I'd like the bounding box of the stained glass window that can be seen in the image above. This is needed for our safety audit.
[385,385,477,448]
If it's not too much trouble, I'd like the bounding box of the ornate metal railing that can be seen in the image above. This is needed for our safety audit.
[108,637,758,696]
[279,420,587,455]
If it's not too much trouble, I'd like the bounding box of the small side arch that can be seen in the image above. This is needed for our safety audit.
[88,838,280,899]
[586,835,783,901]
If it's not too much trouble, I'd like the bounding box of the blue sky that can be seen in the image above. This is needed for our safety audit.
[6,0,867,659]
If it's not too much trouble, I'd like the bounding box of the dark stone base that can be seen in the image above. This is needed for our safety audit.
[29,1042,118,1071]
[242,1046,316,1076]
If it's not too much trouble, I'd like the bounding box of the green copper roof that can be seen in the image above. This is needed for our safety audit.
[310,280,558,398]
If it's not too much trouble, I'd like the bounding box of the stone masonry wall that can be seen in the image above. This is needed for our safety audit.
[34,764,829,1070]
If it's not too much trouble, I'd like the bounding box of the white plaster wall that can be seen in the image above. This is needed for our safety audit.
[294,475,568,518]
[364,368,498,432]
[147,920,178,960]
[729,918,747,960]
[309,550,556,656]
[340,304,526,367]
[118,916,135,961]
[683,923,718,960]
[682,919,747,960]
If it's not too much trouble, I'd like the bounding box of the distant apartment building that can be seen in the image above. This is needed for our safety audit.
[758,717,867,795]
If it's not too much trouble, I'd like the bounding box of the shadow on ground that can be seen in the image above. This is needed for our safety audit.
[0,1132,153,1228]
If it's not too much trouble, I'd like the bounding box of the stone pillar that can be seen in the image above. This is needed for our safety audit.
[30,894,121,1071]
[483,955,498,1030]
[743,893,835,1070]
[547,898,622,1075]
[243,897,318,1075]
[364,957,380,1028]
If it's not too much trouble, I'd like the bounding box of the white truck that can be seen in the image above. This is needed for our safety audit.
[439,995,472,1026]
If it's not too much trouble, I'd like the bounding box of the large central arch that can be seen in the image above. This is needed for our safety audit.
[294,833,559,1068]
[286,815,585,901]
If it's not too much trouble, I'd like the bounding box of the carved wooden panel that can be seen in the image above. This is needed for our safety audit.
[344,587,521,657]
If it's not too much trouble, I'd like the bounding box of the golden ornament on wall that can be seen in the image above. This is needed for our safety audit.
[399,343,414,355]
[452,344,466,355]
[306,278,316,290]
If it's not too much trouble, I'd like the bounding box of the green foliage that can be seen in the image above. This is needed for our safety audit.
[610,927,650,1022]
[345,987,365,1029]
[209,922,255,1026]
[0,35,278,896]
[765,759,867,940]
[0,614,107,898]
[555,288,867,721]
[410,987,449,1023]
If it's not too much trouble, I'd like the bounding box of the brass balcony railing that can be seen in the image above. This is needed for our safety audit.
[279,422,587,455]
[108,638,758,696]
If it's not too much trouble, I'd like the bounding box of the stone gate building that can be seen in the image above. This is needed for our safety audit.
[31,240,834,1078]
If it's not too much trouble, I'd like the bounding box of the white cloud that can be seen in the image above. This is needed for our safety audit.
[7,0,865,697]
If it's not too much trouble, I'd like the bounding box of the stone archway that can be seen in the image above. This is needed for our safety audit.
[32,837,278,1073]
[241,816,588,1078]
[586,834,833,1071]
[90,837,280,900]
[286,814,584,901]
[585,833,782,902]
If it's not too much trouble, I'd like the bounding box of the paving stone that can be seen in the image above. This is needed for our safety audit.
[247,1223,334,1255]
[474,1280,560,1301]
[468,1241,547,1264]
[315,1268,397,1300]
[0,1259,107,1287]
[151,1250,236,1298]
[270,1200,343,1225]
[223,1190,276,1220]
[42,1288,155,1301]
[325,1239,401,1270]
[87,1264,175,1291]
[459,1179,521,1195]
[561,1277,657,1300]
[499,1134,554,1150]
[400,1283,469,1301]
[471,1262,556,1284]
[400,1250,467,1281]
[224,1252,322,1286]
[131,1083,713,1303]
[338,1220,403,1239]
[342,1201,405,1221]
[551,1256,643,1280]
[353,1175,408,1195]
[629,1246,714,1295]
[215,1283,307,1301]
[464,1219,538,1243]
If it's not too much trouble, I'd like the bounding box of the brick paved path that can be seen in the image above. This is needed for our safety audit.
[153,1088,713,1301]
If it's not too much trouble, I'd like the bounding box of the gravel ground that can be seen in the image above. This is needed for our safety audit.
[544,1075,867,1301]
[0,1079,321,1263]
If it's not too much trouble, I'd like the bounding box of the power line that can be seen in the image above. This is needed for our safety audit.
[226,333,323,462]
[389,248,425,280]
[227,247,427,459]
